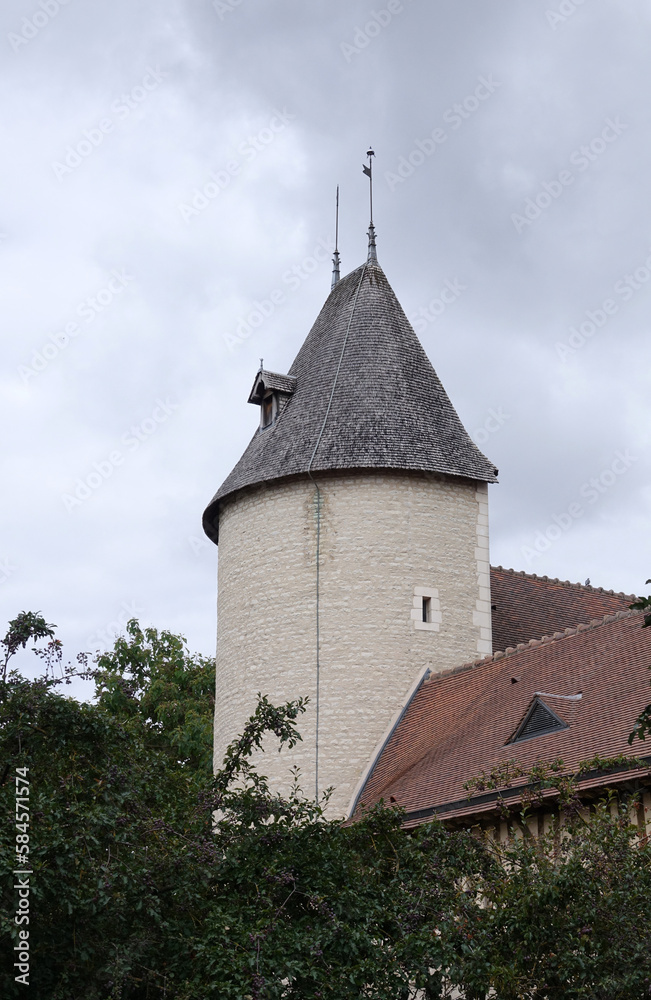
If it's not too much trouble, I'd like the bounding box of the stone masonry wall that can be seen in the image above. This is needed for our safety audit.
[214,471,492,818]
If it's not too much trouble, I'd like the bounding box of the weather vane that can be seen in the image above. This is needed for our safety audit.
[362,148,377,261]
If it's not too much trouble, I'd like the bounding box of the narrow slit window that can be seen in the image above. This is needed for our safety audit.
[412,587,440,631]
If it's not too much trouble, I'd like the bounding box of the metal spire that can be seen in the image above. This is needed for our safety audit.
[331,185,341,289]
[362,148,377,261]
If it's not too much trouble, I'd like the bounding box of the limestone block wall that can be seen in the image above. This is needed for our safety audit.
[214,470,492,817]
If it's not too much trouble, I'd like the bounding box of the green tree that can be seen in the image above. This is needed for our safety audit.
[1,611,56,683]
[463,759,651,998]
[2,616,651,998]
[477,805,651,998]
[0,622,216,998]
[629,579,651,743]
[92,618,215,773]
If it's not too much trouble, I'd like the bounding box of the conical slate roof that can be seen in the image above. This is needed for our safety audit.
[203,259,497,539]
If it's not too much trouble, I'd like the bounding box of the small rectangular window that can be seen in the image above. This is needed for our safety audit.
[412,587,440,632]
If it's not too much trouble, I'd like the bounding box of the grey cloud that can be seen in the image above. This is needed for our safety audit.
[1,0,649,677]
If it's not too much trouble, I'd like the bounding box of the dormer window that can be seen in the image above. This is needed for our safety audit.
[247,368,297,432]
[508,697,568,744]
[261,394,274,428]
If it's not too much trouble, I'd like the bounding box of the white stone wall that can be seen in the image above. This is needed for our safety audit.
[214,471,492,817]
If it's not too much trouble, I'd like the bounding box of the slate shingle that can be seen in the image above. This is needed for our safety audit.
[248,371,297,402]
[204,260,497,537]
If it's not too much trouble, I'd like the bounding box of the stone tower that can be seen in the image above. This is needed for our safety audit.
[203,250,498,817]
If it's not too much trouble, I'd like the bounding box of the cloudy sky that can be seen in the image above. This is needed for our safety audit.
[2,0,650,688]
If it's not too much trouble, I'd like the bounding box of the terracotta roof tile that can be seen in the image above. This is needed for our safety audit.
[490,565,634,653]
[356,611,651,824]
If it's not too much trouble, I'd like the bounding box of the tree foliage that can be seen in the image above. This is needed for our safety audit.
[1,611,56,683]
[1,617,651,998]
[629,579,651,744]
[92,619,216,773]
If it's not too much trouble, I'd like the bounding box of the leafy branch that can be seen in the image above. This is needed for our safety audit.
[464,753,648,822]
[1,611,55,683]
[629,578,651,744]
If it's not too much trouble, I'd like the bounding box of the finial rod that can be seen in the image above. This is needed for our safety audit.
[335,183,339,250]
[331,184,341,289]
[363,148,374,225]
[363,148,377,262]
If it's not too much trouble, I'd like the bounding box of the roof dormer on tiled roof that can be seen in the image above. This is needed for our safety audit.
[354,610,651,825]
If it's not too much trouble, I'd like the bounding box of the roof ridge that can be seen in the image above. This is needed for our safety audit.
[490,564,637,602]
[424,607,641,682]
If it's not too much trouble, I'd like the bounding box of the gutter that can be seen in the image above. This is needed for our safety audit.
[402,755,651,825]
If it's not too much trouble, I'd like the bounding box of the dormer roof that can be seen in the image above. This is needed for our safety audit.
[248,370,297,405]
[204,259,497,540]
[508,695,569,743]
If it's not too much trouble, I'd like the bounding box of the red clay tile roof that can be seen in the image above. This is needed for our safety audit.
[355,611,651,825]
[490,566,634,653]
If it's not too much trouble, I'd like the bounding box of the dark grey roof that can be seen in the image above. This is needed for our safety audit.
[248,370,297,404]
[204,260,497,540]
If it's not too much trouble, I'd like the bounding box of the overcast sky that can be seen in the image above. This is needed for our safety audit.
[2,0,650,688]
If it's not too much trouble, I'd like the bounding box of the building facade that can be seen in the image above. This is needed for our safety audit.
[354,590,651,839]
